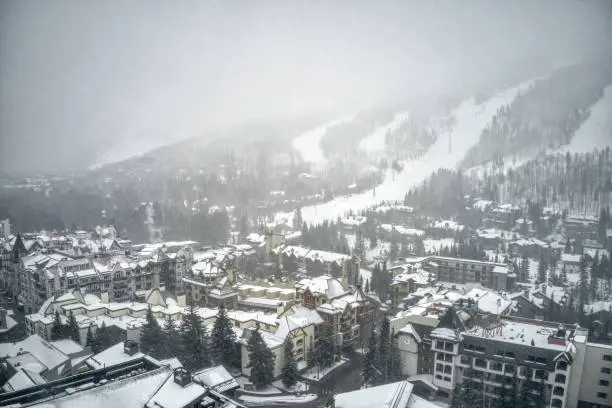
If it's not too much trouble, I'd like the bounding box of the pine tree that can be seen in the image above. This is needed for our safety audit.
[275,257,282,280]
[162,314,180,358]
[51,310,65,340]
[364,278,370,293]
[85,325,95,349]
[247,324,275,390]
[92,322,111,354]
[316,324,335,369]
[294,206,303,231]
[362,329,378,387]
[67,311,80,344]
[281,338,299,388]
[378,317,391,383]
[140,307,163,358]
[179,303,209,370]
[211,304,237,366]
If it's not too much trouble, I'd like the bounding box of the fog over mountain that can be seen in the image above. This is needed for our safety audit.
[1,0,610,174]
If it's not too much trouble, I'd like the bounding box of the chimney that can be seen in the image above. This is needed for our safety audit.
[123,339,139,356]
[173,367,192,387]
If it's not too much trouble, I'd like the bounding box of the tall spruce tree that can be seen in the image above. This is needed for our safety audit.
[281,338,299,388]
[85,325,95,349]
[316,324,335,369]
[179,303,209,370]
[51,310,65,340]
[362,329,378,387]
[140,307,163,358]
[162,314,180,358]
[246,324,275,389]
[378,317,391,382]
[92,322,112,354]
[211,304,237,366]
[67,311,80,344]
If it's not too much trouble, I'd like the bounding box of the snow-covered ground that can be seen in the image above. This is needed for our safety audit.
[467,81,612,181]
[564,83,612,154]
[423,238,455,253]
[291,116,354,166]
[277,79,538,227]
[302,358,349,380]
[358,112,410,152]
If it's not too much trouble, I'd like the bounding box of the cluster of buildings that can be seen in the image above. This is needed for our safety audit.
[0,333,246,408]
[385,280,612,408]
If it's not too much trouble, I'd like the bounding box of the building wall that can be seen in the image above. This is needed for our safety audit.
[578,342,612,408]
[396,332,419,376]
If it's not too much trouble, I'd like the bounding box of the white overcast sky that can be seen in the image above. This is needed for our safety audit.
[1,0,611,173]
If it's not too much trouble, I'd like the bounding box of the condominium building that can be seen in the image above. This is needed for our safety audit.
[428,315,611,408]
[392,256,515,291]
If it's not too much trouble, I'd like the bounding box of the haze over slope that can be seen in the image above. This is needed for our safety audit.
[1,0,610,174]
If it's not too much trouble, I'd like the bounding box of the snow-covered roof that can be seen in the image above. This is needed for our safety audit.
[49,339,84,356]
[463,288,512,315]
[335,380,415,408]
[398,324,422,342]
[295,275,347,298]
[145,372,206,408]
[380,224,425,237]
[86,342,144,370]
[193,365,239,392]
[39,367,173,408]
[0,335,77,371]
[3,368,46,392]
[430,328,458,342]
[463,318,573,351]
[432,220,464,231]
[472,200,494,211]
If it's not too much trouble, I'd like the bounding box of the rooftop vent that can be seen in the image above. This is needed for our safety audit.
[173,367,192,387]
[123,339,139,356]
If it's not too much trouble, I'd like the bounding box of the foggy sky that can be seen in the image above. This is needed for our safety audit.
[1,0,611,174]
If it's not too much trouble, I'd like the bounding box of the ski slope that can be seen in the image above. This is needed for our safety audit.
[276,79,538,227]
[565,83,612,154]
[358,112,410,152]
[291,116,355,166]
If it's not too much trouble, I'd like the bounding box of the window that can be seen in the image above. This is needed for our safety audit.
[597,393,608,399]
[600,380,610,386]
[553,386,564,397]
[551,398,563,408]
[603,355,612,362]
[490,362,503,371]
[444,366,452,374]
[475,358,486,368]
[557,361,568,371]
[444,376,451,382]
[436,363,444,372]
[445,354,452,362]
[534,370,548,380]
[602,367,611,374]
[555,374,567,384]
[445,342,454,352]
[435,374,443,380]
[436,340,445,350]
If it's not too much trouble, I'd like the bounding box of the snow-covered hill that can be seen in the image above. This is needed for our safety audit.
[291,116,354,166]
[565,83,612,154]
[276,79,539,226]
[358,112,410,152]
